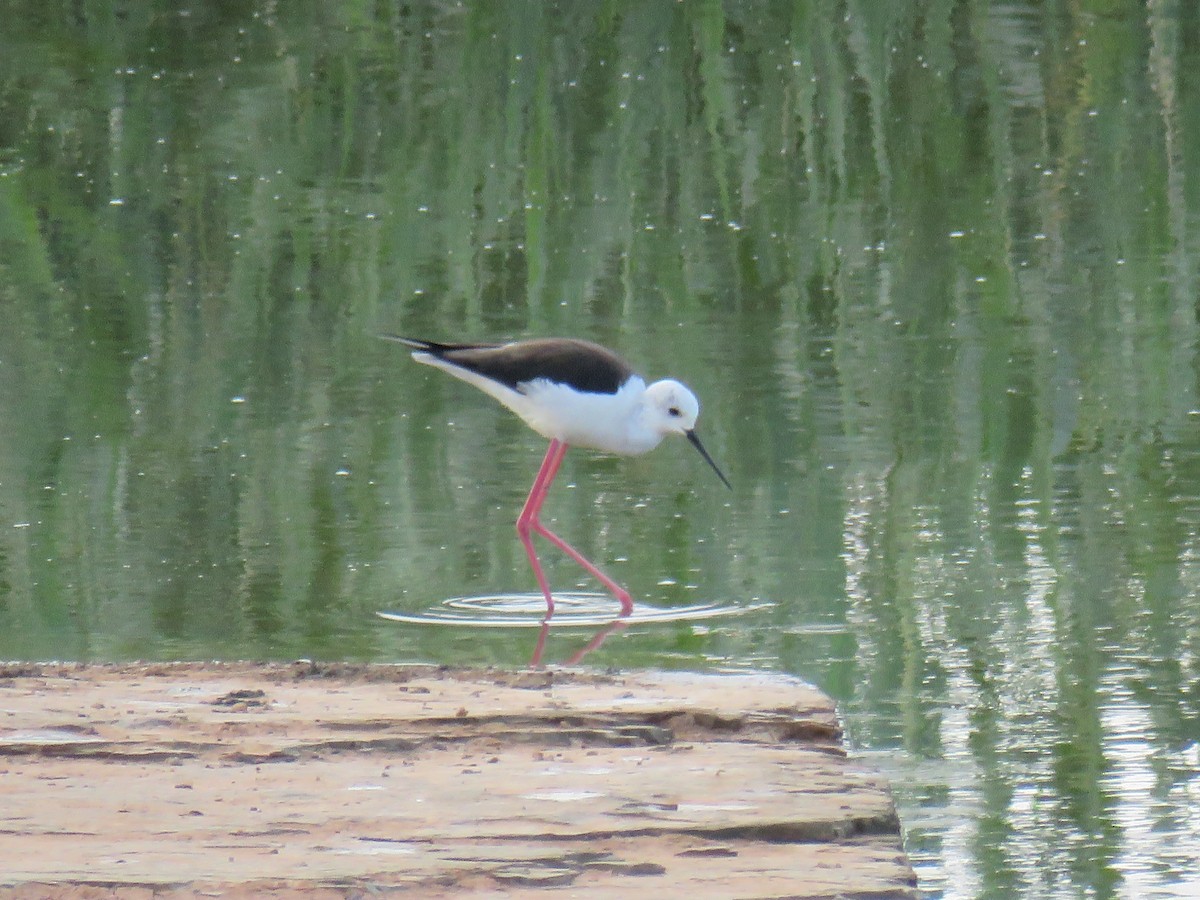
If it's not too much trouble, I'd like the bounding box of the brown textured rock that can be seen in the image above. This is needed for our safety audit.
[0,662,917,898]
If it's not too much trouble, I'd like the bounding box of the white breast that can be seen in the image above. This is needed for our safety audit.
[518,377,663,455]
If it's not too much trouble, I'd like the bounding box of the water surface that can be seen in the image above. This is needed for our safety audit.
[2,2,1198,896]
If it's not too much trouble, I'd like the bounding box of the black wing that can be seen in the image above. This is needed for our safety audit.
[383,335,636,395]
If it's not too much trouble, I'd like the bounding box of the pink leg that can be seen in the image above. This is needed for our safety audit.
[517,441,568,619]
[517,440,634,621]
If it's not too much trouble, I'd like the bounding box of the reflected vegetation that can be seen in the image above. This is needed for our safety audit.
[2,1,1199,897]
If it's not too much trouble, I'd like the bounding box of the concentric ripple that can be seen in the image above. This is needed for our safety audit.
[377,593,772,628]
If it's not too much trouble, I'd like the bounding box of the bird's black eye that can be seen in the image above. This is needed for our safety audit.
[668,406,681,417]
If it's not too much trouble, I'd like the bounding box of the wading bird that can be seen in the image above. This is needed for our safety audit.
[383,335,730,620]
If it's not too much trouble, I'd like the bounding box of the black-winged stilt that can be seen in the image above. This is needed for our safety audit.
[383,335,730,620]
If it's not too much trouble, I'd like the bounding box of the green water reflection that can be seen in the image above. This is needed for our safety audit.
[2,1,1199,896]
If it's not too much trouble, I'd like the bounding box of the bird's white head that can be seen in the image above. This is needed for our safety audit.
[643,379,701,436]
[643,379,731,489]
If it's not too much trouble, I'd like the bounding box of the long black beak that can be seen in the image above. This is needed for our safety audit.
[686,430,732,490]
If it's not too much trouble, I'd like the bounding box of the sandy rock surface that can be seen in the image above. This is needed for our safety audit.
[0,662,916,898]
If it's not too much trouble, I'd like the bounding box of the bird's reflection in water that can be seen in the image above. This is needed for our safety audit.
[528,617,630,668]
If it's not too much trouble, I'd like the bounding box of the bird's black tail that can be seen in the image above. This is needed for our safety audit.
[377,334,501,356]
